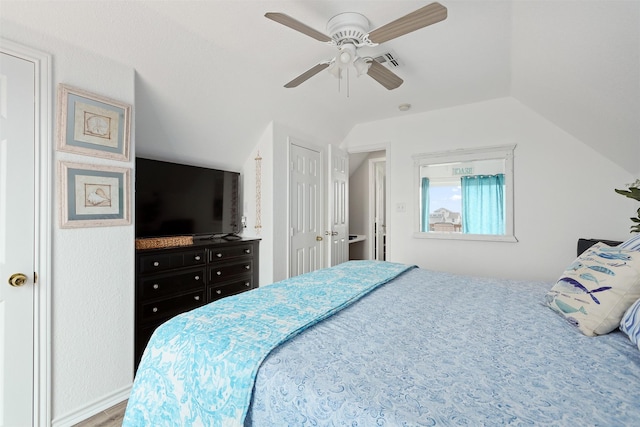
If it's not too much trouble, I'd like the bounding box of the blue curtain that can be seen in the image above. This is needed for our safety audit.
[421,177,430,232]
[461,174,505,234]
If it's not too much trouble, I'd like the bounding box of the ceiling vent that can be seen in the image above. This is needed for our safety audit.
[374,51,401,68]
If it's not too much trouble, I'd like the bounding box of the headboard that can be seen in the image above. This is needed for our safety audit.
[577,238,623,256]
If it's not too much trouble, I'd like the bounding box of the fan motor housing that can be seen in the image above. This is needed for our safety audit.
[327,12,370,45]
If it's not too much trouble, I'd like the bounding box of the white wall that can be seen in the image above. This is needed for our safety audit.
[343,97,636,282]
[511,0,640,176]
[1,22,135,425]
[241,123,274,286]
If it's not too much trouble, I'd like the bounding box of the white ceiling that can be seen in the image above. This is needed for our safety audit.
[2,1,638,173]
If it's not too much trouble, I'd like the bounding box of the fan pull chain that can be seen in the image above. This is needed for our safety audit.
[347,67,350,98]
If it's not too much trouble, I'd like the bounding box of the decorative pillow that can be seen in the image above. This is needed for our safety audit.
[619,234,640,251]
[546,242,640,336]
[620,297,640,348]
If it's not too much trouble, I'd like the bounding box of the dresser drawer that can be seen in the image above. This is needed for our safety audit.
[140,290,205,323]
[209,260,253,283]
[209,244,254,262]
[140,268,205,300]
[209,277,253,301]
[139,249,205,273]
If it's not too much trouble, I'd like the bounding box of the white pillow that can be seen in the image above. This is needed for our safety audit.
[619,234,640,251]
[546,242,640,336]
[620,297,640,349]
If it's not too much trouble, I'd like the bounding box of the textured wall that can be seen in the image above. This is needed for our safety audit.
[344,97,636,282]
[1,20,135,424]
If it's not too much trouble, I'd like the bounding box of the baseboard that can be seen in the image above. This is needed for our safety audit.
[51,384,131,427]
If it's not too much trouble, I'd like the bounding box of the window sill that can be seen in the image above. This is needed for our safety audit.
[413,232,518,243]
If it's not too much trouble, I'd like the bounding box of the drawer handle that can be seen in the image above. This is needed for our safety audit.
[153,284,159,290]
[194,295,200,301]
[245,265,250,270]
[152,307,158,313]
[245,282,250,287]
[195,255,201,261]
[244,249,251,254]
[216,271,222,276]
[153,261,160,267]
[216,253,223,258]
[216,289,222,295]
[194,275,200,281]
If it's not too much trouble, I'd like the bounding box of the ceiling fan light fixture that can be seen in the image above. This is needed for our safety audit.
[338,43,357,65]
[328,61,342,78]
[353,57,371,76]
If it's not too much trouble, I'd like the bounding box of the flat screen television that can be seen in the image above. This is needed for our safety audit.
[135,157,240,239]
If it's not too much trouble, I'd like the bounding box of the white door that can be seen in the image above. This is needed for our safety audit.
[289,143,323,277]
[374,160,386,261]
[327,145,348,266]
[0,50,36,427]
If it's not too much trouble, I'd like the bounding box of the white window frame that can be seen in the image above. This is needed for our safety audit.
[412,144,517,242]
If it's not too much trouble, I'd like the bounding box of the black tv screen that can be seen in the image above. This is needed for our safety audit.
[135,157,240,238]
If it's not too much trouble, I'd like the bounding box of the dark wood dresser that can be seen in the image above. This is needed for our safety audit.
[134,237,259,370]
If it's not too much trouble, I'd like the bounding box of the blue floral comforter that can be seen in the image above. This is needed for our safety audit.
[246,268,640,426]
[123,260,415,426]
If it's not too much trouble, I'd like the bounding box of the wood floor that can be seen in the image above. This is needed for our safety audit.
[73,400,127,427]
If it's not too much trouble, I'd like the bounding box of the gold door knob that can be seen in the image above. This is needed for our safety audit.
[316,236,323,241]
[8,273,28,287]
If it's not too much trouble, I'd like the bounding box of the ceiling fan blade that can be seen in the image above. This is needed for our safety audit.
[367,2,447,44]
[265,12,332,42]
[367,60,403,90]
[284,63,331,88]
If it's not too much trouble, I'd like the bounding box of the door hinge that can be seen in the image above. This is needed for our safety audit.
[34,271,38,284]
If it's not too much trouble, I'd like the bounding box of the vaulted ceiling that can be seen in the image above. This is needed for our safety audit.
[2,1,638,174]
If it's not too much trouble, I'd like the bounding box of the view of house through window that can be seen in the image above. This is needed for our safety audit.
[425,182,463,232]
[413,145,516,242]
[420,158,505,234]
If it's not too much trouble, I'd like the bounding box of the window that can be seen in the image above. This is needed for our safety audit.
[413,145,516,242]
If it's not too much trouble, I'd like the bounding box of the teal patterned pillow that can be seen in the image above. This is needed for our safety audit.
[620,298,640,349]
[546,242,640,336]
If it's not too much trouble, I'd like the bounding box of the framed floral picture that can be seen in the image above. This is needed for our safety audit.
[57,84,131,161]
[59,161,131,228]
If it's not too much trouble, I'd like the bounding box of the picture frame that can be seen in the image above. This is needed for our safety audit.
[57,84,131,161]
[59,161,131,228]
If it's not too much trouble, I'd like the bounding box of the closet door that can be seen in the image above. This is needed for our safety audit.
[0,48,36,427]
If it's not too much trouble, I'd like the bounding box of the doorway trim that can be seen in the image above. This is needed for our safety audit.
[368,157,386,260]
[345,143,388,261]
[1,38,53,427]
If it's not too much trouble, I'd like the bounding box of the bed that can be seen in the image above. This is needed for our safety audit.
[124,247,640,426]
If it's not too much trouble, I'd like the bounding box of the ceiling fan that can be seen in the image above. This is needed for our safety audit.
[265,2,447,90]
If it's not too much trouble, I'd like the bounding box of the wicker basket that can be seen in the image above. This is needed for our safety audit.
[135,235,194,250]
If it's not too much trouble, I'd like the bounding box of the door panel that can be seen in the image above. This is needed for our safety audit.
[289,144,322,277]
[328,145,348,266]
[0,51,35,427]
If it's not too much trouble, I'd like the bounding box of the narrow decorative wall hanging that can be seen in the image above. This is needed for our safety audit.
[255,151,262,234]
